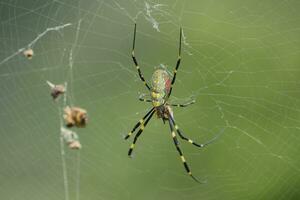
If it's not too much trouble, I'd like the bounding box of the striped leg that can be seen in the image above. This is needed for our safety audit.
[169,115,222,148]
[132,23,151,90]
[167,27,182,99]
[169,100,196,107]
[124,107,155,140]
[168,118,204,183]
[139,96,152,103]
[128,109,155,157]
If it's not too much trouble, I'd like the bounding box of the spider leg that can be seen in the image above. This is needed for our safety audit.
[132,23,151,90]
[139,96,152,103]
[168,118,204,183]
[124,107,155,140]
[128,109,155,157]
[168,99,196,107]
[169,115,224,148]
[166,27,182,99]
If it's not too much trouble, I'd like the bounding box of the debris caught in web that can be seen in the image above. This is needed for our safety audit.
[63,106,88,128]
[61,127,82,150]
[23,49,34,59]
[46,81,66,100]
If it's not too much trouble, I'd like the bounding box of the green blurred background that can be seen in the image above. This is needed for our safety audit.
[0,0,300,199]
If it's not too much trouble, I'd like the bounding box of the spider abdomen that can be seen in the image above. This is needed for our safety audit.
[151,69,171,107]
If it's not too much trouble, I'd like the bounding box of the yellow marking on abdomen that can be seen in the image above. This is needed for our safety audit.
[152,101,161,107]
[151,92,160,98]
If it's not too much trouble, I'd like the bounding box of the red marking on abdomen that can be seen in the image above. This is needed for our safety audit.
[165,78,171,93]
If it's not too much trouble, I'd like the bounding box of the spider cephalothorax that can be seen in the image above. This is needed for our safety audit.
[154,104,174,126]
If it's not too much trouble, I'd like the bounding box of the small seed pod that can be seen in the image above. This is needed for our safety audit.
[64,106,88,128]
[23,48,34,59]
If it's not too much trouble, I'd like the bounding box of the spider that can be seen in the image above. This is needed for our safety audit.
[125,24,221,183]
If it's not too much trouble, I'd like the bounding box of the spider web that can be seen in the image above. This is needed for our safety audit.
[0,0,300,200]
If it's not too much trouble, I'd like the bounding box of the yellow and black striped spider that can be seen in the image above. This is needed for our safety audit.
[125,24,219,183]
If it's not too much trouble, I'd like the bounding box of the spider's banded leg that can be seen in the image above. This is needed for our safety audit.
[169,100,196,107]
[139,97,152,103]
[132,23,151,90]
[167,27,182,99]
[128,109,155,157]
[169,115,222,148]
[168,119,203,183]
[124,107,155,140]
